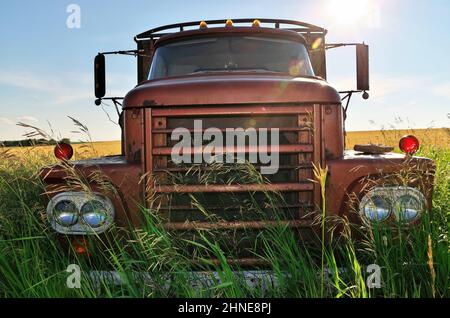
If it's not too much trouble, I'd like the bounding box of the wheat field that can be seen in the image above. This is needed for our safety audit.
[345,128,449,151]
[5,128,448,159]
[6,141,122,159]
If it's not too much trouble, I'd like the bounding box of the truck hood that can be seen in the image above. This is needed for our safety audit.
[123,73,341,107]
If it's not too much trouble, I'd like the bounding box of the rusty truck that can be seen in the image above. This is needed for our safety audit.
[40,19,434,263]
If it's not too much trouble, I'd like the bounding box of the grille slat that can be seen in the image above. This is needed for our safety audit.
[155,182,314,194]
[163,219,314,231]
[157,203,314,211]
[152,144,313,156]
[153,164,313,172]
[152,127,313,133]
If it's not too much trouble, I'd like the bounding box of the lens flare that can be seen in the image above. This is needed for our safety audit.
[288,59,305,77]
[326,0,373,26]
[311,38,323,50]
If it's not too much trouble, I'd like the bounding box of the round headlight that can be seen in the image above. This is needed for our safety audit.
[81,200,108,228]
[395,194,422,222]
[362,196,391,221]
[53,200,78,227]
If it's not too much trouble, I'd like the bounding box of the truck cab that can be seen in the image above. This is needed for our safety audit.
[41,19,434,262]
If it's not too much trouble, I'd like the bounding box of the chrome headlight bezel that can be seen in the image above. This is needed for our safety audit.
[361,195,391,222]
[359,186,426,223]
[47,192,115,235]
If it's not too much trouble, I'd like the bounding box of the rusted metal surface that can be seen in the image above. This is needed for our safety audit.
[137,40,153,84]
[148,103,326,116]
[312,104,324,206]
[297,112,313,209]
[124,108,144,163]
[40,158,144,228]
[155,183,314,194]
[152,116,167,180]
[356,44,370,91]
[152,144,314,156]
[152,127,313,133]
[145,103,319,228]
[153,164,313,172]
[354,144,394,154]
[326,151,435,219]
[136,19,327,41]
[143,108,153,176]
[158,203,314,211]
[322,104,344,159]
[152,26,310,47]
[123,75,341,108]
[163,220,313,231]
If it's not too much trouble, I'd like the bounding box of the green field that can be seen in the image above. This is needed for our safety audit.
[0,135,448,298]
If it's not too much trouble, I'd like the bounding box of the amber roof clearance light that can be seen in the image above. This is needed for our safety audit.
[399,135,420,155]
[225,19,234,27]
[252,19,261,27]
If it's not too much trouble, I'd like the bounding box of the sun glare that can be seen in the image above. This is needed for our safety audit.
[326,0,373,26]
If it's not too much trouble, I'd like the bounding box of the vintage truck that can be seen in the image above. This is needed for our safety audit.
[40,19,434,261]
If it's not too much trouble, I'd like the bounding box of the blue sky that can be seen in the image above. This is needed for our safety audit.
[0,0,449,141]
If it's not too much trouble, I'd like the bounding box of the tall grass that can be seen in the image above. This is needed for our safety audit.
[0,135,448,298]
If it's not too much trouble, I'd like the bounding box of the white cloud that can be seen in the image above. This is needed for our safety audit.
[330,73,448,131]
[369,75,422,100]
[0,68,134,141]
[17,116,39,123]
[330,74,423,100]
[0,69,88,106]
[432,82,450,100]
[0,70,56,92]
[0,117,15,125]
[0,69,134,107]
[329,77,354,92]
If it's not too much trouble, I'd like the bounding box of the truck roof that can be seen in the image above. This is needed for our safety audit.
[151,27,311,49]
[134,18,327,44]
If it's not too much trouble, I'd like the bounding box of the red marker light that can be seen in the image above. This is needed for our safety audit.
[399,135,420,155]
[54,142,74,160]
[72,238,89,255]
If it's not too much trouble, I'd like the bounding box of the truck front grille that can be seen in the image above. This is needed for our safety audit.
[144,103,323,231]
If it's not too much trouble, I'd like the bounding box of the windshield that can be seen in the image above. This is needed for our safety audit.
[148,35,315,80]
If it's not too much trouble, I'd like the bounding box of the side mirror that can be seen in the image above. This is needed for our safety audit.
[356,44,369,92]
[94,54,106,98]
